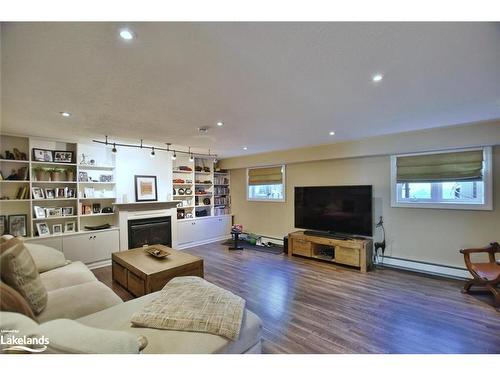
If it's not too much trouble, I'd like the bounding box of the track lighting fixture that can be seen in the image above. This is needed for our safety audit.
[93,137,217,159]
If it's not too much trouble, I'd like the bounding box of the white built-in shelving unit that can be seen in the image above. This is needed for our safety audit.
[0,134,117,238]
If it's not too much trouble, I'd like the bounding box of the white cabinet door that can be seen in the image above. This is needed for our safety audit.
[177,220,198,246]
[62,233,97,263]
[213,216,231,237]
[25,236,63,251]
[93,230,119,261]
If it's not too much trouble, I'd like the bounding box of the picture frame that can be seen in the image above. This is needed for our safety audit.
[45,207,62,217]
[92,203,101,214]
[82,204,92,215]
[52,224,63,235]
[32,148,53,162]
[56,187,66,198]
[99,174,113,182]
[32,187,45,200]
[62,207,74,216]
[8,214,27,237]
[45,188,56,199]
[65,188,75,198]
[0,215,6,235]
[134,175,158,202]
[53,150,74,163]
[33,206,46,219]
[64,221,76,233]
[78,171,89,182]
[36,222,50,237]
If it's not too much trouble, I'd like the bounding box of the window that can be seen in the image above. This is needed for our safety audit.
[247,165,285,201]
[391,147,492,210]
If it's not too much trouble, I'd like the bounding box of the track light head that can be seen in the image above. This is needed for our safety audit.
[112,143,117,153]
[171,151,177,160]
[189,154,194,162]
[150,147,155,157]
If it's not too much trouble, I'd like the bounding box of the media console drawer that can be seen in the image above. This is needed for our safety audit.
[292,239,312,257]
[335,247,360,267]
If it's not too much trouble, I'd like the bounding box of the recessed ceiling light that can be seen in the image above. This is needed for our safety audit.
[372,73,383,82]
[216,121,224,127]
[60,112,71,117]
[119,29,134,40]
[243,147,248,151]
[329,131,335,136]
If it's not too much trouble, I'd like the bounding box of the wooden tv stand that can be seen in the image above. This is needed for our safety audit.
[288,231,373,272]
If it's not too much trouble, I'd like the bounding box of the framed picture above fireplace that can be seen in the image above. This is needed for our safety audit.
[135,175,158,202]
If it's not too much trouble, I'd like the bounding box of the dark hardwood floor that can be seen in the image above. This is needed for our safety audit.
[92,243,500,354]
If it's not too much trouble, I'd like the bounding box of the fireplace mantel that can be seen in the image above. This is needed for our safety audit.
[113,201,178,211]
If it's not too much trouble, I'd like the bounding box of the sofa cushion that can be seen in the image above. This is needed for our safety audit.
[36,281,123,323]
[40,261,97,291]
[0,312,144,354]
[0,238,48,314]
[78,291,263,354]
[24,243,70,273]
[0,282,36,319]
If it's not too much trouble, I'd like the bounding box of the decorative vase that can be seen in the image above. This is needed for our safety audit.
[66,170,74,181]
[51,171,61,182]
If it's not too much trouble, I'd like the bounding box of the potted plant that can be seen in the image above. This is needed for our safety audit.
[49,168,64,182]
[33,166,47,181]
[65,167,75,182]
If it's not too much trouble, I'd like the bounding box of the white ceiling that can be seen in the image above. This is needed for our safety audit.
[1,22,500,157]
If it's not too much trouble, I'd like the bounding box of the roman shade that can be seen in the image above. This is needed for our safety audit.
[396,150,484,182]
[248,166,283,185]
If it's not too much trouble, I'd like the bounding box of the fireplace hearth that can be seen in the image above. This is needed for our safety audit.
[128,216,172,249]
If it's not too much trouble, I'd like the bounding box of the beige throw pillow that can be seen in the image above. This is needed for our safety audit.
[0,239,48,314]
[24,243,70,273]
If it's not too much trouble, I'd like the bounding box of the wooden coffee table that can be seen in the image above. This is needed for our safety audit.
[112,245,204,297]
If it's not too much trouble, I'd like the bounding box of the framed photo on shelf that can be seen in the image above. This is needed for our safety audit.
[135,175,158,202]
[56,188,65,198]
[52,224,63,235]
[92,203,101,214]
[99,174,113,182]
[33,148,53,162]
[36,222,50,237]
[33,206,46,219]
[78,171,89,182]
[64,221,76,233]
[62,207,74,216]
[82,204,92,215]
[53,151,74,163]
[0,215,6,235]
[65,188,75,198]
[32,187,45,200]
[8,214,27,237]
[45,189,56,199]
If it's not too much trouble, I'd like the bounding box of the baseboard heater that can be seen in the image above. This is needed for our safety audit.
[378,256,470,280]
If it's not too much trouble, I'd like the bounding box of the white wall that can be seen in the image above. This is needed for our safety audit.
[115,147,172,203]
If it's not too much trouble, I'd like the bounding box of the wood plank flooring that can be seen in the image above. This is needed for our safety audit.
[93,242,500,354]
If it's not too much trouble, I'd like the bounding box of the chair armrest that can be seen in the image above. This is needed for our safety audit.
[460,242,499,255]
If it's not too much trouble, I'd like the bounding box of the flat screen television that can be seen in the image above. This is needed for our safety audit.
[294,185,373,237]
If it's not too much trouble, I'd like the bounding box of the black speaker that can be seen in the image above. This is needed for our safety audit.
[283,236,288,254]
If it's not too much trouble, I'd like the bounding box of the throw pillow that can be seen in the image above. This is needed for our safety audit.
[0,282,36,319]
[24,243,70,273]
[0,238,48,314]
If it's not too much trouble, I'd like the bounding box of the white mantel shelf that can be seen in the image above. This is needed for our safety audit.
[113,201,179,211]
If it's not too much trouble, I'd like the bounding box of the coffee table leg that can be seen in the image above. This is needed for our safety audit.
[229,232,243,250]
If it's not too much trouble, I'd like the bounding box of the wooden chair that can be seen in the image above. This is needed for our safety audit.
[460,242,500,310]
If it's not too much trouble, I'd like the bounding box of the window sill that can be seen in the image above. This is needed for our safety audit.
[247,198,286,203]
[391,201,492,211]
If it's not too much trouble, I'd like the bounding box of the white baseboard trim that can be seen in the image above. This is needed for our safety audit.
[177,235,231,250]
[379,256,471,279]
[87,259,111,270]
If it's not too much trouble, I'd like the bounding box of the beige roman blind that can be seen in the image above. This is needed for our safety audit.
[248,166,283,185]
[396,150,484,182]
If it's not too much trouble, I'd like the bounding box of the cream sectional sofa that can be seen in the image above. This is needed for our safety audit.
[0,240,263,354]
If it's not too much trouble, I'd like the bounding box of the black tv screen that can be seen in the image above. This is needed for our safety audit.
[294,185,373,237]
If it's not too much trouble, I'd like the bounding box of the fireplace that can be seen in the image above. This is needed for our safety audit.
[127,216,172,249]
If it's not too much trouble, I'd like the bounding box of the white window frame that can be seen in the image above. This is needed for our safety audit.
[246,165,286,202]
[390,147,492,210]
